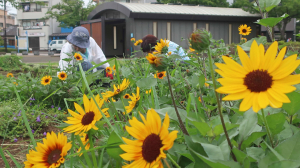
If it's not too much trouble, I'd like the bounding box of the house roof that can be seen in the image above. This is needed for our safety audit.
[88,2,261,21]
[0,25,17,36]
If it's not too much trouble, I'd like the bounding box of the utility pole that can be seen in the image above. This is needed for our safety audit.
[3,0,7,53]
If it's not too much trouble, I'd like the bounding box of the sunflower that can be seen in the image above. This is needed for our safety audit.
[134,40,143,46]
[58,71,67,80]
[74,53,83,61]
[198,97,202,102]
[63,94,109,135]
[120,109,178,167]
[24,132,72,168]
[77,133,90,157]
[41,76,52,86]
[113,65,116,71]
[241,38,247,42]
[13,82,18,86]
[124,87,140,114]
[215,41,300,112]
[146,53,162,67]
[157,71,166,79]
[131,38,136,42]
[189,47,195,52]
[124,94,130,99]
[238,24,251,36]
[146,89,151,94]
[168,51,172,55]
[154,39,169,54]
[102,78,130,99]
[205,78,209,87]
[106,67,113,75]
[6,73,13,78]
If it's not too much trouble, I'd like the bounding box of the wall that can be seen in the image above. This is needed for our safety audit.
[91,22,102,48]
[61,27,73,33]
[0,10,15,28]
[105,23,125,57]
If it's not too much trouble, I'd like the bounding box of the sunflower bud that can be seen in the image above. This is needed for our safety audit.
[146,53,168,71]
[189,29,210,53]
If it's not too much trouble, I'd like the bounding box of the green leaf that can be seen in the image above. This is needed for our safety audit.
[259,132,300,167]
[240,36,267,51]
[232,148,256,164]
[238,109,261,142]
[241,132,267,150]
[267,160,300,168]
[201,143,230,161]
[213,123,239,137]
[155,107,187,124]
[199,74,205,88]
[257,0,281,12]
[266,112,286,135]
[106,131,124,161]
[255,14,289,28]
[136,77,157,89]
[246,147,265,162]
[189,148,241,168]
[282,91,300,115]
[191,121,211,136]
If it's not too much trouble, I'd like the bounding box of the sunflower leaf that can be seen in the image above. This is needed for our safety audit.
[282,91,300,116]
[106,131,124,162]
[136,77,157,90]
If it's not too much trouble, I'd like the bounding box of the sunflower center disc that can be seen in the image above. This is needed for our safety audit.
[61,74,65,78]
[244,70,273,92]
[45,79,49,83]
[158,73,163,78]
[142,134,163,163]
[47,149,61,164]
[125,95,129,99]
[242,29,247,33]
[81,112,95,125]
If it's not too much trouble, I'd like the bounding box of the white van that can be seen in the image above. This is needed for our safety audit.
[49,39,67,53]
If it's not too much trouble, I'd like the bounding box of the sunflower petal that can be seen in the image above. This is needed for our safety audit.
[263,41,278,70]
[267,88,291,103]
[239,92,255,112]
[249,40,260,69]
[237,45,253,72]
[258,92,269,109]
[216,85,247,94]
[83,94,90,112]
[222,89,251,101]
[268,46,286,73]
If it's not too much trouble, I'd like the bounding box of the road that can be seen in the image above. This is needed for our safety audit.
[21,55,60,63]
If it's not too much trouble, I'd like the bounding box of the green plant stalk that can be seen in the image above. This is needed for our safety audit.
[261,109,274,148]
[207,48,236,161]
[76,135,93,168]
[13,85,37,147]
[98,148,105,168]
[70,134,75,168]
[6,150,22,168]
[88,131,98,168]
[0,147,10,168]
[167,153,181,168]
[166,70,189,135]
[78,64,124,143]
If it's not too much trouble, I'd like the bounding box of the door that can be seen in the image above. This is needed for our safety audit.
[28,37,40,51]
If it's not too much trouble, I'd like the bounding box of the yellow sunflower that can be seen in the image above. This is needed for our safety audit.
[124,87,140,114]
[13,82,18,86]
[146,53,162,67]
[205,78,209,87]
[146,89,151,94]
[24,132,72,168]
[41,76,52,86]
[241,38,247,42]
[113,65,116,71]
[6,73,13,78]
[120,109,178,167]
[154,39,170,54]
[216,41,300,112]
[131,38,136,42]
[102,78,130,99]
[238,24,252,36]
[106,67,113,75]
[74,53,83,61]
[63,94,109,135]
[124,94,130,99]
[157,71,166,79]
[134,39,143,46]
[58,71,67,80]
[168,51,172,55]
[77,132,90,157]
[189,47,195,52]
[198,97,202,102]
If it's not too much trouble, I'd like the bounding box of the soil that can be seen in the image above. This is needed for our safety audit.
[0,125,61,168]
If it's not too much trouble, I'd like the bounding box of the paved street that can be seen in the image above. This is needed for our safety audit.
[20,55,60,63]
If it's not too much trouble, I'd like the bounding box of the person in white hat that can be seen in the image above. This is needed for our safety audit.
[58,26,109,73]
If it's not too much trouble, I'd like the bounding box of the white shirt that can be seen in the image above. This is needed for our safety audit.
[58,37,109,73]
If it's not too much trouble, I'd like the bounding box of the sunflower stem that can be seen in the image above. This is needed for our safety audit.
[166,70,189,135]
[88,131,98,167]
[261,109,274,148]
[163,158,171,168]
[167,153,181,168]
[207,48,237,161]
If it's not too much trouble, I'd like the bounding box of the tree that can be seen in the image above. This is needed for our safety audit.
[232,0,300,41]
[43,0,97,28]
[159,0,229,7]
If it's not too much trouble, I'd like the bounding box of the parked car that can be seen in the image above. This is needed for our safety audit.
[49,40,67,53]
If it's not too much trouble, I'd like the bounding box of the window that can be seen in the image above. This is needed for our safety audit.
[23,21,31,29]
[0,23,3,27]
[167,22,171,40]
[36,4,41,11]
[113,26,117,49]
[58,41,63,44]
[22,4,30,12]
[153,22,157,37]
[193,23,197,32]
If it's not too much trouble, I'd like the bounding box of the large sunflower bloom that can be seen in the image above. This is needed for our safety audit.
[215,41,300,112]
[58,71,67,80]
[154,39,170,54]
[41,76,52,86]
[77,133,90,156]
[6,73,13,78]
[238,24,251,36]
[124,87,140,114]
[63,94,109,135]
[120,109,178,167]
[157,71,166,79]
[146,53,162,67]
[102,78,130,99]
[74,53,83,61]
[24,132,72,168]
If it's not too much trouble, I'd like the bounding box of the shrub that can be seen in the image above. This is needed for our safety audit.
[0,55,24,71]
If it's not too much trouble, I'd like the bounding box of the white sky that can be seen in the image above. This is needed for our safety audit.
[7,0,91,14]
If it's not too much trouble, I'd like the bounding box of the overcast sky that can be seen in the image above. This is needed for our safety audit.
[6,0,91,14]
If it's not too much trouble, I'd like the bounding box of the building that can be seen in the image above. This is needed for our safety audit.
[16,0,62,51]
[0,9,15,28]
[82,2,260,57]
[0,9,16,47]
[261,18,297,41]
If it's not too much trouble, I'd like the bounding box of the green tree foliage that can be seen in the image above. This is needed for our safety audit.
[232,0,300,41]
[158,0,229,7]
[43,0,96,28]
